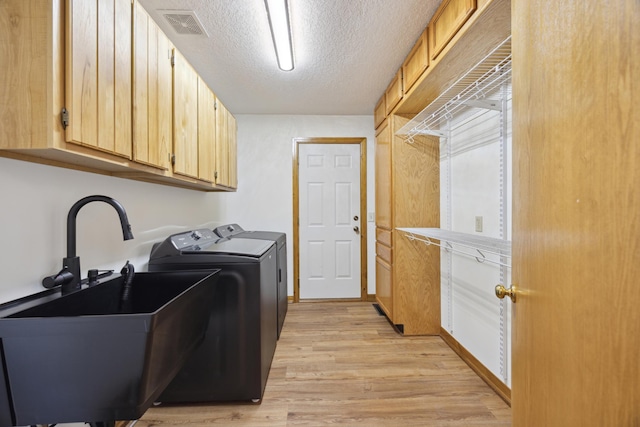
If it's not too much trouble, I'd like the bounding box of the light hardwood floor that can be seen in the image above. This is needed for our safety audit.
[137,302,511,426]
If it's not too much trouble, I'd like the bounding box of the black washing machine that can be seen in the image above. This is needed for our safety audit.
[148,228,277,403]
[213,224,287,338]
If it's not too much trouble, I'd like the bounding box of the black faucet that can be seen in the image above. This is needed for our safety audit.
[43,195,134,294]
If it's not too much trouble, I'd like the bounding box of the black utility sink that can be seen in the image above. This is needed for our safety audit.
[0,270,219,427]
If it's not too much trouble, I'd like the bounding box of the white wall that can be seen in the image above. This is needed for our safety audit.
[0,156,224,304]
[207,114,377,297]
[0,114,376,305]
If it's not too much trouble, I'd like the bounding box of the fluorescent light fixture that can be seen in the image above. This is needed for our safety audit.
[264,0,294,71]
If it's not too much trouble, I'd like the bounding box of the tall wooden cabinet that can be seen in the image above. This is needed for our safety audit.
[374,0,511,336]
[375,115,440,335]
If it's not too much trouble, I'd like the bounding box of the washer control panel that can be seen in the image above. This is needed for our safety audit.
[171,228,217,250]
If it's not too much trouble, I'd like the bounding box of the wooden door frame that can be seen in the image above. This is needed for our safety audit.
[292,137,368,303]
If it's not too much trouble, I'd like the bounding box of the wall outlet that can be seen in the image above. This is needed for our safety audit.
[475,216,483,232]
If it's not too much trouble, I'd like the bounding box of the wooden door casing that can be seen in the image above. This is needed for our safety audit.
[511,0,640,425]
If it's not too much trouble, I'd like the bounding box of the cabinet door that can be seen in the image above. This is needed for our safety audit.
[214,99,230,187]
[66,0,132,158]
[227,112,238,189]
[375,256,393,320]
[428,0,477,60]
[375,119,392,229]
[197,78,216,183]
[374,95,386,129]
[133,1,171,170]
[172,49,199,179]
[385,69,403,115]
[402,29,429,94]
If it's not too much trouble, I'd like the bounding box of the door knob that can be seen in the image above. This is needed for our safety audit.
[353,226,360,234]
[495,284,516,303]
[353,215,359,221]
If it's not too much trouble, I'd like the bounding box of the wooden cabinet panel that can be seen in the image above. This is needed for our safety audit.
[375,256,393,320]
[393,233,440,335]
[391,116,440,228]
[376,228,392,247]
[66,0,132,158]
[429,0,477,60]
[133,1,171,170]
[402,29,429,94]
[376,242,392,264]
[374,114,441,335]
[375,119,392,229]
[172,49,199,179]
[374,95,386,129]
[214,99,229,186]
[197,78,217,183]
[384,69,403,115]
[227,113,238,189]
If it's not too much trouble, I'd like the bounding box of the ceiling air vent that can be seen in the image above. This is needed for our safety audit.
[160,10,209,37]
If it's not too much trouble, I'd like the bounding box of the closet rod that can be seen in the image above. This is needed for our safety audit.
[401,231,511,268]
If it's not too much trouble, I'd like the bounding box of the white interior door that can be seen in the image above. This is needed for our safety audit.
[298,143,361,299]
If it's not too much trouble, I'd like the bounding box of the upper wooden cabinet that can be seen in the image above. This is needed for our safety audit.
[374,95,386,129]
[384,69,403,115]
[133,1,172,170]
[402,29,429,94]
[429,0,477,60]
[197,78,217,183]
[0,0,237,192]
[65,0,132,158]
[226,113,238,189]
[172,49,199,179]
[214,100,231,188]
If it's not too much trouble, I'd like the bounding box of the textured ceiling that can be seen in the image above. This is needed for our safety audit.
[138,0,440,115]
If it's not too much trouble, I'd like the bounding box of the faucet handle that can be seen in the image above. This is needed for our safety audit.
[42,267,75,289]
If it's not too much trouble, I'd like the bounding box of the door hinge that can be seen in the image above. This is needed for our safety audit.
[171,52,175,67]
[214,101,217,111]
[170,154,176,165]
[60,108,69,129]
[214,171,218,180]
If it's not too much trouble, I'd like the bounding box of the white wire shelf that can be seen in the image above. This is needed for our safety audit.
[397,227,511,267]
[397,36,512,143]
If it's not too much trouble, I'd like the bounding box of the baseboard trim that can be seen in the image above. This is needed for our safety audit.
[287,295,377,303]
[439,327,511,406]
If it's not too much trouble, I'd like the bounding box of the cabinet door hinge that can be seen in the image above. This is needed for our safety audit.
[214,171,218,180]
[214,101,217,110]
[170,154,176,165]
[60,108,69,129]
[171,52,175,67]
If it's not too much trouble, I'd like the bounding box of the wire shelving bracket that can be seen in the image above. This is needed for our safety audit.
[396,36,512,144]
